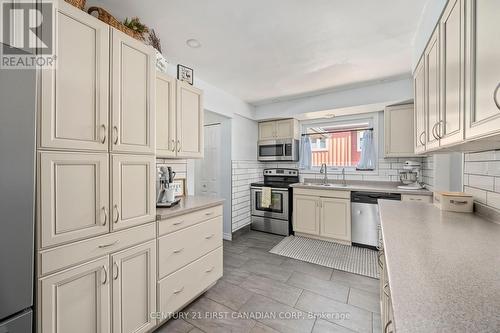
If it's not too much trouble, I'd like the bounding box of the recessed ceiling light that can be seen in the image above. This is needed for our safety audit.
[186,39,201,48]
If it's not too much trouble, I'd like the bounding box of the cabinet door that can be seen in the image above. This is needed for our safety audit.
[320,197,351,242]
[176,81,203,158]
[465,0,500,139]
[111,241,156,333]
[111,155,155,231]
[384,104,415,157]
[111,29,155,154]
[293,195,320,235]
[275,119,295,139]
[425,27,441,151]
[39,256,110,333]
[259,121,276,140]
[156,73,177,157]
[39,152,109,248]
[440,0,465,146]
[40,0,109,151]
[414,57,427,154]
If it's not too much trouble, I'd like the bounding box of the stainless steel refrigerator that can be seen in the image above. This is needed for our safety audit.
[0,51,36,332]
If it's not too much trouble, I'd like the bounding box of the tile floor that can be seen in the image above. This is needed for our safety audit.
[155,230,381,333]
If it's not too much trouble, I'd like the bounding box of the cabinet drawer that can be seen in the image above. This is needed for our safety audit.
[158,205,222,236]
[401,194,432,203]
[158,216,222,279]
[158,247,222,319]
[293,188,350,199]
[38,222,155,276]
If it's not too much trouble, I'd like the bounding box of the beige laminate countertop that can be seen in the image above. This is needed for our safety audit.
[378,200,500,333]
[156,195,224,220]
[291,181,432,196]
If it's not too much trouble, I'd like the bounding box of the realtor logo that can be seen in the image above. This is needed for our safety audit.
[1,0,55,69]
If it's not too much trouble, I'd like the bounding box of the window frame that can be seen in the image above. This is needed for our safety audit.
[300,113,379,174]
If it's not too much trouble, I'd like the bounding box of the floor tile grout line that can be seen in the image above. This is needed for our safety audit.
[293,289,304,308]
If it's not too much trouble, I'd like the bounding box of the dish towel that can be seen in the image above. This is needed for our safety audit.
[299,136,312,170]
[261,187,272,208]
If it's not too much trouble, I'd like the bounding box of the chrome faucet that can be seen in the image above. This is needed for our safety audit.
[341,168,347,186]
[320,163,328,184]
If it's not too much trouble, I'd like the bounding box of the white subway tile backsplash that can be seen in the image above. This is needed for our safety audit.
[468,174,494,191]
[486,191,500,210]
[464,186,487,204]
[464,150,500,213]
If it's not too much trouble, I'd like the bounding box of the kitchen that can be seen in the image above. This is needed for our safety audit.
[1,0,500,333]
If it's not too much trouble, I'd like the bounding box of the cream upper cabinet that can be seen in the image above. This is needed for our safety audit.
[156,73,177,157]
[111,154,156,231]
[40,1,109,151]
[414,57,427,154]
[425,27,441,151]
[465,0,500,139]
[440,0,465,147]
[259,119,298,140]
[259,122,276,140]
[39,256,110,333]
[111,241,156,333]
[319,197,351,242]
[384,104,415,157]
[293,195,320,235]
[176,81,204,158]
[39,152,109,248]
[111,29,155,154]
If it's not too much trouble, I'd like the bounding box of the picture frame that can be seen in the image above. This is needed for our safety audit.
[170,179,186,197]
[177,64,194,85]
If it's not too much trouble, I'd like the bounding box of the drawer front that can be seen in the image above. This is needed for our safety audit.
[401,194,432,203]
[158,247,222,319]
[158,205,222,236]
[158,216,222,279]
[38,222,155,277]
[293,188,350,199]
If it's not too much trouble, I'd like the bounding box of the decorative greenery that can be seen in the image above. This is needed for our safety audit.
[123,17,149,35]
[148,29,162,54]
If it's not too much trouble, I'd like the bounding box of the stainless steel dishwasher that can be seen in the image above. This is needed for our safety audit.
[351,192,401,249]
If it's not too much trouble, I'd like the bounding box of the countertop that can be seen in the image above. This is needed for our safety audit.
[378,200,500,332]
[156,195,224,220]
[290,180,432,196]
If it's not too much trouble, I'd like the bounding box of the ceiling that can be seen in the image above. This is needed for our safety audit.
[94,0,428,104]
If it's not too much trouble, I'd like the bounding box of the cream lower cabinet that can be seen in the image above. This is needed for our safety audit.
[39,256,111,333]
[112,240,156,333]
[293,189,351,243]
[111,154,156,231]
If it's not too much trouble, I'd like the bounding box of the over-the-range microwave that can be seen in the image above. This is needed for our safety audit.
[258,139,299,162]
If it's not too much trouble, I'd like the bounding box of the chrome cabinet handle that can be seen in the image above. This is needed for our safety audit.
[113,262,119,280]
[384,320,393,333]
[113,126,118,145]
[173,248,184,254]
[494,83,500,110]
[205,212,213,216]
[450,200,468,205]
[173,287,184,294]
[102,265,108,285]
[98,240,119,248]
[101,206,108,226]
[177,140,181,152]
[171,139,176,152]
[436,120,444,139]
[113,205,119,223]
[431,122,439,140]
[205,234,215,240]
[418,131,425,146]
[100,124,106,144]
[205,266,215,273]
[173,220,184,226]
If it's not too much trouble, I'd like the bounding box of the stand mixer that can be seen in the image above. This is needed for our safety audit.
[397,160,424,190]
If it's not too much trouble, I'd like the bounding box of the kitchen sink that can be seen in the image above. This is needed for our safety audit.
[301,183,349,188]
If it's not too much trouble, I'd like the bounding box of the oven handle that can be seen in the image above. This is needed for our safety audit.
[251,187,289,193]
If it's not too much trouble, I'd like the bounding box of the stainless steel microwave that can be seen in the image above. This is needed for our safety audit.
[258,139,299,162]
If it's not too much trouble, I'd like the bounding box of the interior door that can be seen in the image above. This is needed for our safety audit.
[40,0,109,151]
[259,122,276,140]
[111,241,156,333]
[425,27,441,150]
[414,56,427,154]
[293,195,319,235]
[156,73,176,157]
[176,81,203,158]
[39,152,109,248]
[320,198,351,242]
[195,124,221,197]
[39,256,110,333]
[465,0,500,139]
[111,154,155,231]
[111,29,155,154]
[440,0,464,146]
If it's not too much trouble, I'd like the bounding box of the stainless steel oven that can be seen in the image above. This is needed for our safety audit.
[250,187,289,221]
[258,139,299,162]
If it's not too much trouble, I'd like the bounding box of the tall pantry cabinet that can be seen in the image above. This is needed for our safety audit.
[36,1,156,333]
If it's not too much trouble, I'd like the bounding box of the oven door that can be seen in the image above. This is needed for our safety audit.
[251,187,289,220]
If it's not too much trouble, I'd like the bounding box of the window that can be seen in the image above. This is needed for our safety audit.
[300,118,376,171]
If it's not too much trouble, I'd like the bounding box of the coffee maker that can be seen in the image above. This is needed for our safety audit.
[156,166,178,207]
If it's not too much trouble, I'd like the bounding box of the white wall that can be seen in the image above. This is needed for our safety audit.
[231,114,259,160]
